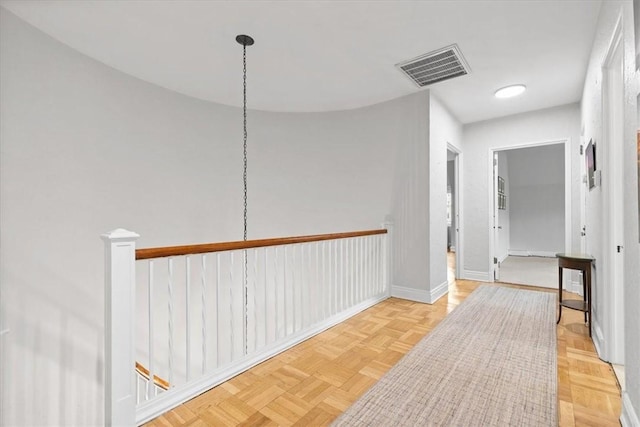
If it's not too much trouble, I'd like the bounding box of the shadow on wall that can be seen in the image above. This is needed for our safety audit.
[3,243,104,425]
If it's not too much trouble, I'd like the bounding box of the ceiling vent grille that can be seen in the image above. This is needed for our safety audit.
[396,44,470,87]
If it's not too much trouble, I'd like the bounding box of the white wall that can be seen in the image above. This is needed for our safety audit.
[580,1,640,423]
[390,92,462,304]
[496,151,510,262]
[428,94,463,301]
[635,0,640,69]
[461,103,581,281]
[507,144,565,255]
[0,9,432,425]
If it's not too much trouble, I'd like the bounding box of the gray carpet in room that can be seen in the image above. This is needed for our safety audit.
[498,255,556,288]
[332,286,557,427]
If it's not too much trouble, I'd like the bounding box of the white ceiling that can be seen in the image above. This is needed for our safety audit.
[0,1,602,124]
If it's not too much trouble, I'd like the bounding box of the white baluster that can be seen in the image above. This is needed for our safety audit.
[345,239,350,308]
[264,248,268,347]
[148,260,155,398]
[376,236,381,295]
[315,242,320,324]
[368,237,372,297]
[201,255,207,374]
[253,249,258,353]
[101,228,139,427]
[383,219,394,297]
[216,253,221,367]
[378,236,382,294]
[331,240,340,314]
[370,237,375,296]
[292,246,297,333]
[274,247,280,340]
[243,249,248,356]
[364,237,369,298]
[350,239,355,306]
[377,236,381,295]
[283,246,288,336]
[167,258,174,388]
[185,257,191,382]
[356,238,364,301]
[321,241,326,320]
[339,239,347,311]
[229,251,235,361]
[345,239,349,309]
[300,244,306,329]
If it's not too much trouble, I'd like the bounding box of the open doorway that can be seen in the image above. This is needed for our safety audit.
[447,145,461,283]
[490,141,571,289]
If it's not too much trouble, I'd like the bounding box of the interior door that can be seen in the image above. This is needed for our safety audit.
[604,40,625,364]
[493,152,500,281]
[580,139,587,255]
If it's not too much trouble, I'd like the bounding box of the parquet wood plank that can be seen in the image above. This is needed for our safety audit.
[215,396,257,423]
[237,412,278,427]
[258,393,313,426]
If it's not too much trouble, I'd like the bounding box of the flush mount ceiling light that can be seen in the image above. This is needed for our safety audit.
[494,84,526,99]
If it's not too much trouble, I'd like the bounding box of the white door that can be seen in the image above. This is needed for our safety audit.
[580,138,587,257]
[453,152,461,279]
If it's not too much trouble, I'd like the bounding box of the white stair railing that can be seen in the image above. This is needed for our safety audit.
[103,222,393,426]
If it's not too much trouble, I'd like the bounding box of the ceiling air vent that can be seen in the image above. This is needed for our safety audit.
[396,44,470,87]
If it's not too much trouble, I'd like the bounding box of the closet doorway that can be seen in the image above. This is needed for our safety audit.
[447,145,461,283]
[489,141,570,289]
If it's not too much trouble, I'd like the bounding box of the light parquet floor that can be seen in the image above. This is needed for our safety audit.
[147,278,621,426]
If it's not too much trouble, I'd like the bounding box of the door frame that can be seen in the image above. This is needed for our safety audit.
[447,143,463,279]
[488,138,572,285]
[599,15,624,364]
[493,152,501,281]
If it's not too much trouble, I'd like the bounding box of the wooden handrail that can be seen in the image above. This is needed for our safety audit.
[136,228,388,260]
[135,362,170,390]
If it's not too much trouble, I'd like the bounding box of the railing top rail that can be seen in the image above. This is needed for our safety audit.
[136,228,387,260]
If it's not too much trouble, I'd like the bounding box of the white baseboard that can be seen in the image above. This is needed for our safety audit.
[391,285,431,303]
[135,293,388,425]
[463,270,491,282]
[592,315,606,361]
[621,392,640,427]
[508,250,557,258]
[429,280,449,303]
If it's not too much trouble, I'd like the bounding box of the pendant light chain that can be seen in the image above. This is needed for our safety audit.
[242,43,248,242]
[236,34,253,356]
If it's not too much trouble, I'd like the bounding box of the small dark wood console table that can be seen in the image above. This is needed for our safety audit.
[556,253,595,337]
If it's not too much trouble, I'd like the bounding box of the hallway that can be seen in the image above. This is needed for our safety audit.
[148,280,621,426]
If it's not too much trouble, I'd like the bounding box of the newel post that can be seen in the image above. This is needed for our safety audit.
[382,217,394,297]
[101,229,140,426]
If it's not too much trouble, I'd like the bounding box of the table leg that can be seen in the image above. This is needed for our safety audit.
[557,266,563,324]
[582,269,587,323]
[586,264,592,337]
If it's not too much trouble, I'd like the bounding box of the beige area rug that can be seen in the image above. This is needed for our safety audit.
[499,255,557,288]
[332,286,557,427]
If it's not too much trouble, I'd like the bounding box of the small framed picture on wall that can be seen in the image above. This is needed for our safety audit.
[586,139,596,190]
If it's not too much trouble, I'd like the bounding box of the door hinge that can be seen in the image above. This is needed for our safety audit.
[493,158,497,166]
[493,257,498,264]
[580,145,584,155]
[617,245,623,253]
